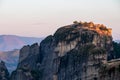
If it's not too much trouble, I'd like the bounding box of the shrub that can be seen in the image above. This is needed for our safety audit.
[73,21,79,24]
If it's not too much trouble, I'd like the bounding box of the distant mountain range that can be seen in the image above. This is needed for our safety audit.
[0,35,43,72]
[0,35,43,51]
[0,49,19,72]
[115,40,120,43]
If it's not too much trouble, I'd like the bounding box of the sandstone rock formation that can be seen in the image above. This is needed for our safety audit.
[98,59,120,80]
[0,60,9,80]
[10,21,119,80]
[10,43,40,80]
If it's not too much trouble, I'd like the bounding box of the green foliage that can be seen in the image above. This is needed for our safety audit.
[59,44,96,69]
[54,27,77,42]
[31,69,43,80]
[73,21,79,24]
[113,41,120,58]
[59,55,69,68]
[80,32,94,43]
[99,26,108,31]
[108,67,115,76]
[67,32,80,43]
[90,47,106,55]
[118,65,120,72]
[82,22,86,26]
[21,68,29,72]
[78,43,96,54]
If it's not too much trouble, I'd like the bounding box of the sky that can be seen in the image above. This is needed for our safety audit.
[0,0,120,40]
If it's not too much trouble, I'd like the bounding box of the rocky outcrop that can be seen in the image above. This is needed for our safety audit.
[10,43,40,80]
[98,59,120,80]
[0,60,9,80]
[18,43,39,69]
[10,21,114,80]
[40,21,113,80]
[51,22,113,80]
[0,49,19,73]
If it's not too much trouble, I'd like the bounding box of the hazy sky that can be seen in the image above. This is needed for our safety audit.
[0,0,120,40]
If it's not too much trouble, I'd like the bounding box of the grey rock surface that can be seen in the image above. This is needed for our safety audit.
[0,61,9,80]
[10,21,117,80]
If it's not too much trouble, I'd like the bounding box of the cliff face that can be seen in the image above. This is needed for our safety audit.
[10,43,40,80]
[98,59,120,80]
[51,22,113,80]
[18,43,39,70]
[10,21,114,80]
[0,61,9,80]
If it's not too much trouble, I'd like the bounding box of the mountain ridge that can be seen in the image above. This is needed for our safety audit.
[0,35,43,51]
[0,35,43,73]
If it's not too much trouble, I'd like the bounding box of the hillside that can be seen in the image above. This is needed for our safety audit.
[0,35,43,73]
[0,35,43,51]
[0,49,19,73]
